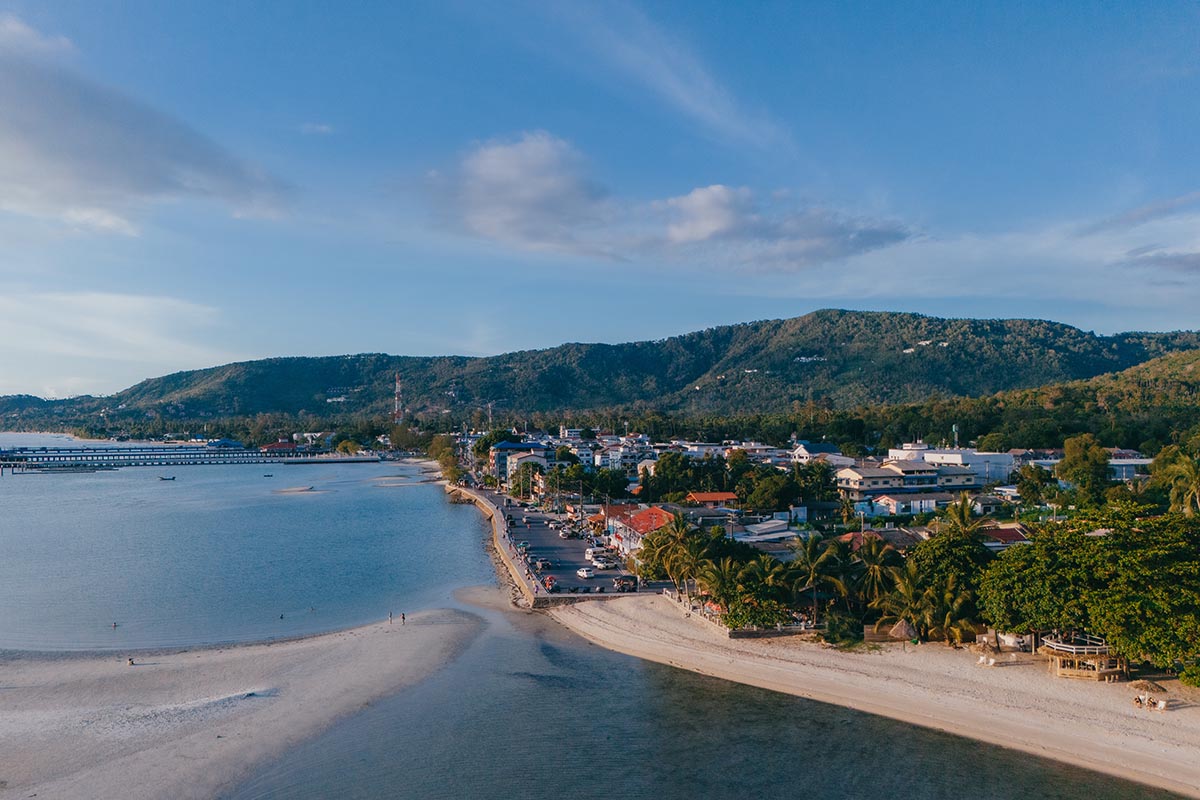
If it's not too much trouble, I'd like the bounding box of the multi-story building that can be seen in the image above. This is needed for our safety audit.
[836,461,978,503]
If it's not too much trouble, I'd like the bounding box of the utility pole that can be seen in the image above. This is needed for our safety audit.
[392,373,403,424]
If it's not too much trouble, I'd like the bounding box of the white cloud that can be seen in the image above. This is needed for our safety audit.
[0,291,242,396]
[0,16,286,234]
[445,131,612,255]
[440,133,909,269]
[665,185,754,243]
[544,1,787,151]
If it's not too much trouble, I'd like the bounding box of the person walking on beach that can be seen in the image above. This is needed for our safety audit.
[389,611,393,624]
[401,613,405,625]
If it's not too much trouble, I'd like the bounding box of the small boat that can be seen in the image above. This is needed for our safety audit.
[159,476,176,481]
[263,474,274,478]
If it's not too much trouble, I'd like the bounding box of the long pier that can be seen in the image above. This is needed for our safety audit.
[0,445,379,475]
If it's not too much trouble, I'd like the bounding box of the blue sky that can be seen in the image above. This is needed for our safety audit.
[3,1,1200,396]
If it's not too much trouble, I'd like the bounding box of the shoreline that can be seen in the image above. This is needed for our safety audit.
[0,609,483,799]
[551,594,1200,799]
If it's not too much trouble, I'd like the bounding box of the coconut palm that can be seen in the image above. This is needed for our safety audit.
[1161,454,1200,516]
[935,493,987,535]
[737,554,791,604]
[872,560,932,640]
[668,536,711,599]
[788,534,846,624]
[926,574,977,646]
[697,557,741,610]
[854,536,902,608]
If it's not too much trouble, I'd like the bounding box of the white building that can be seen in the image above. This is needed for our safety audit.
[887,441,1014,484]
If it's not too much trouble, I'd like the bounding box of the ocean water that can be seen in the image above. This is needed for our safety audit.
[0,435,1176,799]
[0,435,492,650]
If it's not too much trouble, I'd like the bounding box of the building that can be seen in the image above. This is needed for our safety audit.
[791,442,853,468]
[887,441,1014,484]
[610,506,676,555]
[686,491,739,509]
[488,441,554,482]
[837,462,978,503]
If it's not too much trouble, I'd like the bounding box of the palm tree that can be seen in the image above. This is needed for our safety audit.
[1161,454,1200,516]
[697,557,741,610]
[854,536,901,608]
[839,496,856,525]
[639,513,696,590]
[935,493,987,535]
[788,534,845,624]
[872,560,932,640]
[926,574,977,646]
[669,536,711,599]
[737,554,791,604]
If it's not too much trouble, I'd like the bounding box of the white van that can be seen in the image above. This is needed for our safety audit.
[586,547,614,561]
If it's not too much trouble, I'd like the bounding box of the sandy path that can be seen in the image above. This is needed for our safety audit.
[552,594,1200,798]
[0,609,481,799]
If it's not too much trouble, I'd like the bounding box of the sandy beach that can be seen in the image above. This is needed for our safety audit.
[552,594,1200,798]
[0,609,482,800]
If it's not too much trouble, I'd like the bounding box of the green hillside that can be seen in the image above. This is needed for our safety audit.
[3,309,1199,429]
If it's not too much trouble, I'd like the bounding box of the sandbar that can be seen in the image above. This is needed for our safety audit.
[0,609,481,799]
[552,594,1200,798]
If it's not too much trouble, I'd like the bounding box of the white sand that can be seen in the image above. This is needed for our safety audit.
[552,594,1200,798]
[0,609,481,800]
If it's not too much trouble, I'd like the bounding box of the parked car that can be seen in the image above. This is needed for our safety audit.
[576,567,595,579]
[591,558,616,570]
[517,541,530,551]
[535,559,554,570]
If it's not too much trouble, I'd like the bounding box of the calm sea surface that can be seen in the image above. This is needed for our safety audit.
[0,435,1176,799]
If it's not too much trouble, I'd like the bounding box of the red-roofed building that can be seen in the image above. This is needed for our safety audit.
[260,440,298,454]
[611,505,676,555]
[836,530,884,552]
[980,524,1029,552]
[686,491,739,509]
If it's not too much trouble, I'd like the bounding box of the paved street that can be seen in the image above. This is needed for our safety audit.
[476,488,637,594]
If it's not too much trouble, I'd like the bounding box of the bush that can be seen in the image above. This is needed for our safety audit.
[820,610,865,645]
[1180,663,1200,688]
[721,598,792,630]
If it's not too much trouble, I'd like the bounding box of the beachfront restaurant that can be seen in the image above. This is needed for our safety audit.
[1040,633,1127,682]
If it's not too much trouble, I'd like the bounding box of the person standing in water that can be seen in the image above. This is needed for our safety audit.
[389,611,393,624]
[401,613,405,625]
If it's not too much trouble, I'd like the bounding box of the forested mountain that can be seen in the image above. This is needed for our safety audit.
[3,309,1199,430]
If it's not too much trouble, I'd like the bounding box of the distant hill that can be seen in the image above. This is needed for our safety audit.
[3,309,1199,427]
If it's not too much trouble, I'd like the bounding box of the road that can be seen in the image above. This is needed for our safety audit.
[477,488,637,595]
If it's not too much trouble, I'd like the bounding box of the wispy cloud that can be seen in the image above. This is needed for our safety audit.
[543,1,788,151]
[0,291,241,396]
[437,131,906,268]
[0,16,287,235]
[0,13,72,55]
[1078,190,1200,235]
[299,122,334,135]
[658,184,909,268]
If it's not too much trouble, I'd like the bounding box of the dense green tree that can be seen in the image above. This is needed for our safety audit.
[1056,433,1111,506]
[1014,463,1053,505]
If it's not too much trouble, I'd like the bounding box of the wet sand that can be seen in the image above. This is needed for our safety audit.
[0,609,482,799]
